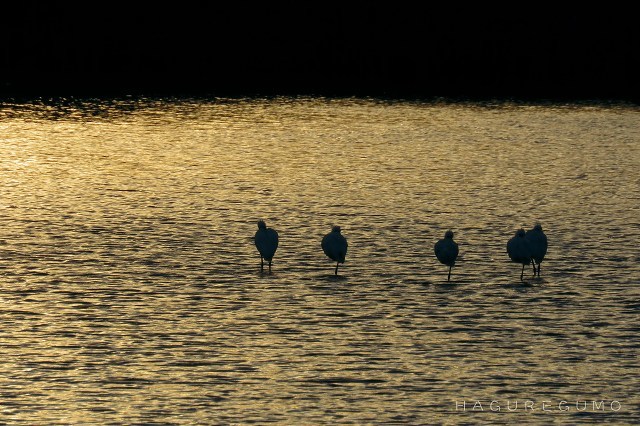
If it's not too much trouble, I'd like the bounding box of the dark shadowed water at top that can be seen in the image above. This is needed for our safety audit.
[1,97,639,424]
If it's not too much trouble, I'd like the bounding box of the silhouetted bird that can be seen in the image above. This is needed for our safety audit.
[434,230,459,282]
[525,223,548,277]
[321,225,348,275]
[507,228,532,281]
[254,220,278,273]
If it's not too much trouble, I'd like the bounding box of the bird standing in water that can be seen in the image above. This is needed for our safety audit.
[507,228,532,281]
[254,220,279,273]
[434,230,459,282]
[321,225,348,275]
[525,223,548,277]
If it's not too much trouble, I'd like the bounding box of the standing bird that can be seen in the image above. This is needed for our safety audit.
[525,223,548,277]
[321,225,348,275]
[254,220,279,273]
[507,228,532,281]
[434,230,459,282]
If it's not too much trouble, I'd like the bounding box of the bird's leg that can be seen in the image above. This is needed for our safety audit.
[532,260,537,275]
[335,262,339,275]
[260,256,264,272]
[268,260,272,273]
[520,264,525,281]
[537,263,541,277]
[447,265,452,282]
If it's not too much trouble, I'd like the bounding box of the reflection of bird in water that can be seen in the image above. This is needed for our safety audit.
[321,226,348,275]
[254,220,279,273]
[525,223,548,277]
[507,228,532,281]
[434,230,459,281]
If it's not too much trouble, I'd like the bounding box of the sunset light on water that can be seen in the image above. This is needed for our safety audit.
[1,98,638,423]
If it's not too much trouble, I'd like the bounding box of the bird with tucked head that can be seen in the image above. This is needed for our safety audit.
[507,228,532,281]
[434,230,459,282]
[525,223,548,277]
[321,225,348,275]
[254,220,279,273]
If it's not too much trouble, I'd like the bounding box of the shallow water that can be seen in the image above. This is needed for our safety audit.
[1,97,639,424]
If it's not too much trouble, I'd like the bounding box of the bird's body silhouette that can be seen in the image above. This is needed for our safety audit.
[525,223,548,277]
[434,230,459,281]
[254,220,278,272]
[507,228,532,281]
[321,226,348,275]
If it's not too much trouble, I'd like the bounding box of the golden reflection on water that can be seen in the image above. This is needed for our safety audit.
[0,98,639,424]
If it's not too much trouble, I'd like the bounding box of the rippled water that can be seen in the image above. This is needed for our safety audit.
[1,97,639,424]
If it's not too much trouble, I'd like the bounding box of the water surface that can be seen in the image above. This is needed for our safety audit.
[1,97,639,424]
